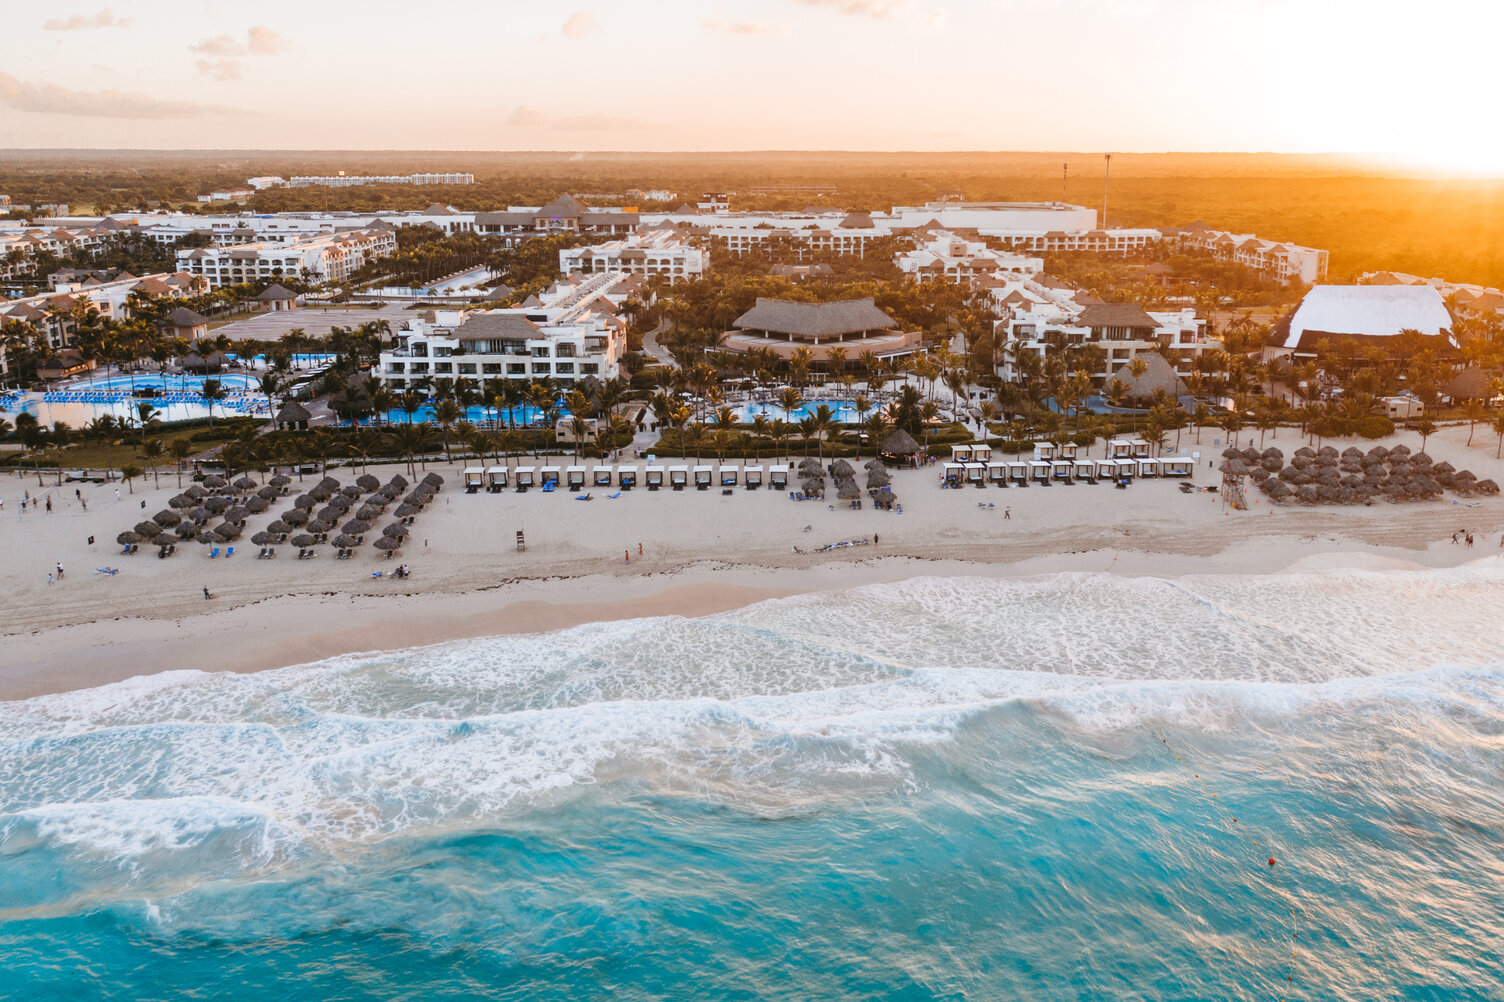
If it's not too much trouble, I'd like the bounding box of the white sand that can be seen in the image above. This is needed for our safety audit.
[3,423,1501,700]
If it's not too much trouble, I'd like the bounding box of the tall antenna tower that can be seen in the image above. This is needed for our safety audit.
[1062,163,1068,202]
[1102,153,1112,229]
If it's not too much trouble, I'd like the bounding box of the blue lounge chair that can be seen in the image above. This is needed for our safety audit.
[208,547,220,558]
[607,492,621,499]
[225,546,234,557]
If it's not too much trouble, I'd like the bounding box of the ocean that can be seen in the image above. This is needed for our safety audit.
[3,567,1503,1000]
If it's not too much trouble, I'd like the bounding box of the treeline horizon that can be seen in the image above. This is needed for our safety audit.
[3,151,1502,289]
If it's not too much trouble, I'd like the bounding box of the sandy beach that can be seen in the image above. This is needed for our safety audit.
[4,423,1502,702]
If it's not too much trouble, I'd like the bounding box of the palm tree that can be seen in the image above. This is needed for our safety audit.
[170,436,194,486]
[1492,413,1504,459]
[824,346,848,389]
[120,463,144,494]
[196,377,225,423]
[797,414,819,456]
[770,418,791,462]
[399,389,424,425]
[433,398,461,462]
[777,385,805,423]
[1416,418,1437,453]
[142,437,165,489]
[1464,400,1486,446]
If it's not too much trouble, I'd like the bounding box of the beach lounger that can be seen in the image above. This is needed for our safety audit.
[95,567,118,575]
[207,547,219,558]
[607,491,621,499]
[225,547,234,558]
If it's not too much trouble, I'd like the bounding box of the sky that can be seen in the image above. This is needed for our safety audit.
[0,0,1500,171]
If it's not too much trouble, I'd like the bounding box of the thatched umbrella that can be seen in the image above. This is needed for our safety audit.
[1221,447,1242,459]
[169,494,194,509]
[422,472,444,488]
[306,518,336,536]
[1278,467,1300,482]
[377,486,401,501]
[1293,446,1316,459]
[290,533,319,548]
[1317,471,1341,487]
[214,523,241,541]
[1297,485,1319,504]
[1316,484,1340,503]
[224,505,250,523]
[374,536,402,552]
[266,519,291,535]
[203,475,227,489]
[1240,447,1261,463]
[1389,444,1411,457]
[1476,478,1499,495]
[233,476,257,491]
[341,518,371,536]
[801,477,825,495]
[316,506,344,524]
[355,504,382,522]
[195,530,217,544]
[1432,460,1455,476]
[1262,446,1284,460]
[1386,483,1408,500]
[189,506,212,523]
[403,490,429,506]
[133,520,162,538]
[251,531,277,546]
[1318,445,1338,458]
[340,485,363,499]
[864,456,886,470]
[836,479,861,500]
[116,531,141,546]
[257,485,281,500]
[280,508,309,527]
[394,503,419,519]
[293,494,316,510]
[175,521,199,539]
[318,476,340,490]
[1411,452,1433,467]
[245,496,270,514]
[356,474,380,492]
[332,534,361,549]
[866,468,891,489]
[382,522,407,538]
[184,485,207,499]
[830,459,856,479]
[389,474,409,490]
[1249,467,1271,483]
[1338,487,1358,504]
[308,486,333,503]
[1262,456,1283,472]
[269,474,292,487]
[879,429,921,458]
[204,496,229,514]
[1340,474,1364,489]
[1341,446,1364,459]
[153,509,182,527]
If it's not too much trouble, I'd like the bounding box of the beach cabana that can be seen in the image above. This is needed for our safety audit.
[719,465,739,487]
[986,461,1008,485]
[669,465,688,490]
[514,466,536,490]
[971,444,993,463]
[1130,439,1152,458]
[1051,459,1075,483]
[645,466,665,490]
[1059,443,1079,460]
[1073,458,1098,483]
[1033,442,1057,461]
[769,464,790,489]
[693,465,714,490]
[618,467,639,488]
[566,466,587,489]
[540,465,561,487]
[1107,458,1136,481]
[1160,457,1193,477]
[1106,438,1134,459]
[941,462,965,488]
[593,466,614,487]
[463,467,484,492]
[1029,459,1052,484]
[744,465,764,489]
[951,444,974,463]
[1007,460,1029,485]
[1135,457,1161,477]
[486,466,509,491]
[964,462,986,486]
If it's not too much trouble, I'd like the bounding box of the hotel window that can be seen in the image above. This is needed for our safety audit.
[532,363,551,374]
[434,362,452,373]
[482,363,502,374]
[457,363,476,375]
[508,364,526,375]
[555,363,574,374]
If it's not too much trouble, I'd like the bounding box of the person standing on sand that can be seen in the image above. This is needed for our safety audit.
[46,497,52,513]
[114,488,120,500]
[638,542,643,556]
[47,573,53,586]
[1004,507,1011,520]
[203,587,213,600]
[625,550,630,564]
[56,563,63,580]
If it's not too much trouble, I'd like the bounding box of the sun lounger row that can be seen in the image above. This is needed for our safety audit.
[940,457,1194,487]
[466,464,796,493]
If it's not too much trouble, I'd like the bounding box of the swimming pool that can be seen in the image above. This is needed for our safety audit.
[737,399,865,425]
[72,373,262,395]
[375,404,556,427]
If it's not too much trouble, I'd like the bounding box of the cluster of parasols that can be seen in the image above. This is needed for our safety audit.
[1221,444,1499,504]
[795,457,899,509]
[115,470,446,558]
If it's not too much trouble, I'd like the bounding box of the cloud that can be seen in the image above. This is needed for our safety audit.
[195,59,243,82]
[562,11,599,38]
[189,27,288,78]
[506,105,548,127]
[791,0,912,17]
[0,71,230,118]
[247,26,289,54]
[43,8,132,31]
[703,19,791,36]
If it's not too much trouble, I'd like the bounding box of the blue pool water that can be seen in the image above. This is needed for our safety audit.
[3,568,1504,999]
[67,372,262,395]
[738,398,864,424]
[377,404,553,427]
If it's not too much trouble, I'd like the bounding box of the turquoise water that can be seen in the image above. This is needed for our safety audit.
[378,404,552,426]
[3,568,1504,999]
[739,398,864,424]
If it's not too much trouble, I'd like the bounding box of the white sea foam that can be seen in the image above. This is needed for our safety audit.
[3,567,1503,874]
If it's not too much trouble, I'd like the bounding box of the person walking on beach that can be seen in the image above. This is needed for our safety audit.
[56,563,63,580]
[46,497,52,513]
[203,587,213,600]
[114,488,120,501]
[47,573,53,586]
[80,498,86,511]
[624,549,631,564]
[1004,506,1011,520]
[638,542,643,556]
[74,489,80,501]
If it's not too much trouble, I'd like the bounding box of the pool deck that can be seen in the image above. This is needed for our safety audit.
[209,305,420,342]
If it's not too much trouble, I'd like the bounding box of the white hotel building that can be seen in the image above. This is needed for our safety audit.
[1169,225,1328,284]
[176,228,396,287]
[559,227,706,281]
[897,228,1043,283]
[375,272,630,390]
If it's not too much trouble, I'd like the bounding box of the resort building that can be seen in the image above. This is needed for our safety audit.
[719,297,921,365]
[0,270,207,352]
[285,173,474,187]
[175,228,396,287]
[559,228,705,282]
[375,273,630,390]
[1168,224,1328,284]
[1270,284,1454,358]
[896,229,1043,283]
[474,194,640,246]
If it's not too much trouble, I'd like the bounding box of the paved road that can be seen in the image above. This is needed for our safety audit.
[640,319,676,368]
[210,305,422,342]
